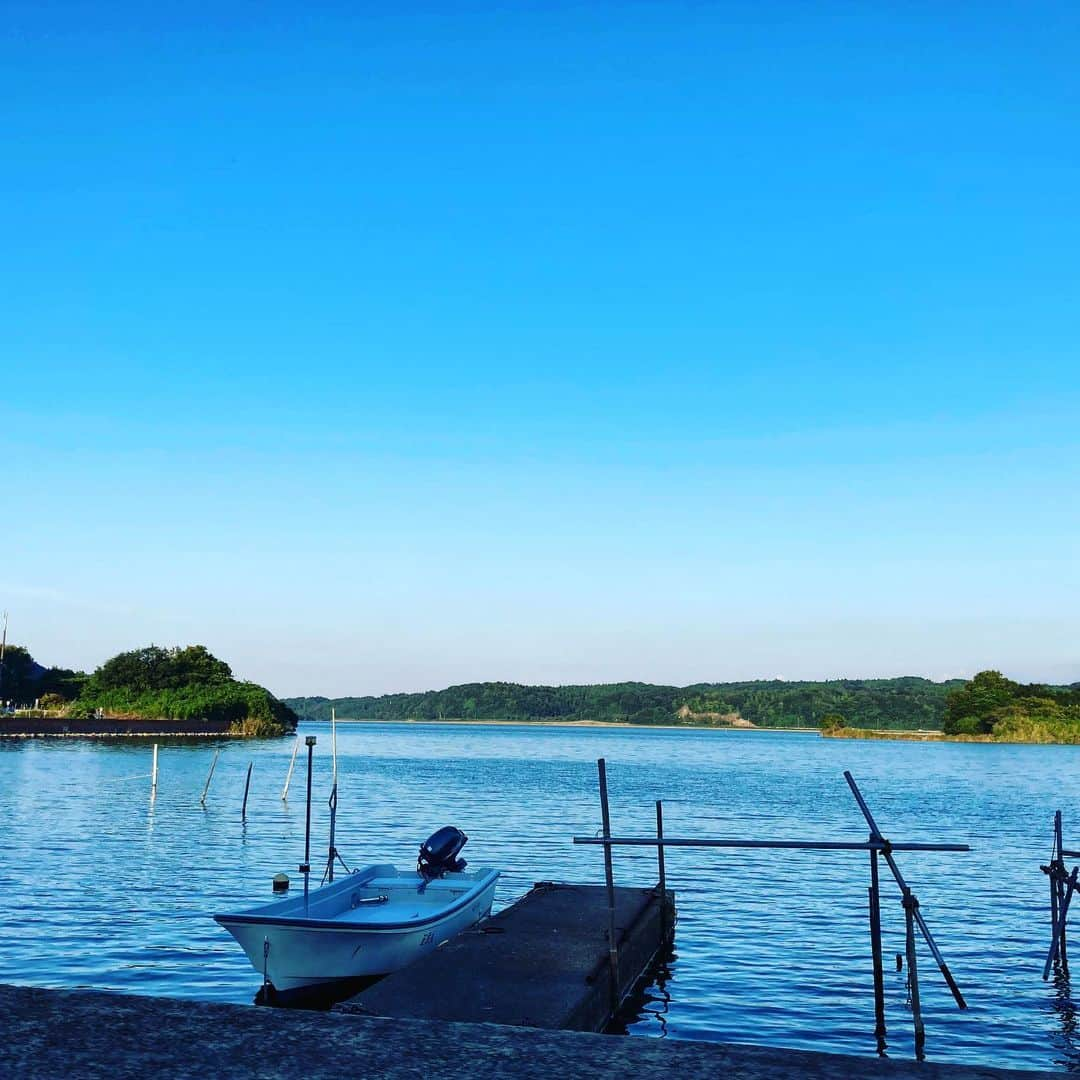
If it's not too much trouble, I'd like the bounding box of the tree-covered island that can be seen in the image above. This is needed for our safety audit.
[1,644,297,737]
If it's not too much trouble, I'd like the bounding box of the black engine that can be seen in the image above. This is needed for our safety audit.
[417,826,469,879]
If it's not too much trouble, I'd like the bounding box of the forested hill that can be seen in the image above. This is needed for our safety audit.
[286,677,965,730]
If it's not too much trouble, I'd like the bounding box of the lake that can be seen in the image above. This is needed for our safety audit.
[1,722,1076,1070]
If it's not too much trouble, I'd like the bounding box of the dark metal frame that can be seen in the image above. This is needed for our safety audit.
[574,758,970,1059]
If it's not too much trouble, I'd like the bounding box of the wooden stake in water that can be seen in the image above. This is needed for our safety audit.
[200,749,219,806]
[150,744,159,802]
[241,761,253,822]
[597,758,620,1016]
[281,735,300,801]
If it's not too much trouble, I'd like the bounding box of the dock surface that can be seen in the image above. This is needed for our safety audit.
[336,880,672,1030]
[0,983,1063,1080]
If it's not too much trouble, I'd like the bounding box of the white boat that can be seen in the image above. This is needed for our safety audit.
[214,829,499,997]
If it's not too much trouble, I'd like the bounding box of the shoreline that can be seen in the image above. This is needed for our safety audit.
[312,717,821,733]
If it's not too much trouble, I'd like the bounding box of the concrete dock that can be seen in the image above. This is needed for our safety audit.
[335,881,673,1031]
[0,983,1063,1079]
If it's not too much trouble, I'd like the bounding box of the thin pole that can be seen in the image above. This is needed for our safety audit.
[869,846,887,1050]
[904,891,925,1060]
[150,744,159,801]
[281,735,300,801]
[1061,876,1070,973]
[0,610,7,701]
[331,707,338,786]
[326,708,339,884]
[200,749,219,806]
[302,735,316,911]
[241,761,253,821]
[1051,812,1063,970]
[656,800,667,938]
[573,837,967,852]
[597,758,620,1016]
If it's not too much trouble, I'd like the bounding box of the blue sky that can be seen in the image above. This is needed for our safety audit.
[3,2,1078,695]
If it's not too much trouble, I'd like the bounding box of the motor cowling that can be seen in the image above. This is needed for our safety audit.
[418,826,468,879]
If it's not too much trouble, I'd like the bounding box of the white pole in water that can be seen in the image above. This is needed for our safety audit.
[0,610,8,704]
[281,735,300,801]
[200,748,220,806]
[331,707,338,786]
[151,744,159,801]
[326,708,339,883]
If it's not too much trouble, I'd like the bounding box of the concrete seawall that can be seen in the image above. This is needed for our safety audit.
[2,718,241,738]
[0,983,1063,1079]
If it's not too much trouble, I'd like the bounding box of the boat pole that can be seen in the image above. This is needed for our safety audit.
[150,744,159,802]
[326,708,339,884]
[281,735,300,801]
[302,735,316,911]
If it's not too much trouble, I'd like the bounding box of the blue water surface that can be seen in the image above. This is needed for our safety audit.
[1,722,1075,1070]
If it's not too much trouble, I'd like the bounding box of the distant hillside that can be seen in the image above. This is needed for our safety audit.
[286,676,967,730]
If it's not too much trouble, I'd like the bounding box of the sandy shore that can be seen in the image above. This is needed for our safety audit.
[322,717,819,733]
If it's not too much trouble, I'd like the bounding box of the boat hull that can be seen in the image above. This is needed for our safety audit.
[215,867,499,992]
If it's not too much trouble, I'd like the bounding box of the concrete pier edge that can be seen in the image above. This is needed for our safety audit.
[0,983,1063,1079]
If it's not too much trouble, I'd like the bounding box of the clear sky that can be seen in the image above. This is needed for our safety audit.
[3,2,1078,696]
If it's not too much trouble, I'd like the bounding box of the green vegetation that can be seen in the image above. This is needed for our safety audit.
[0,645,87,704]
[942,670,1080,742]
[287,676,964,729]
[2,643,297,737]
[819,713,846,733]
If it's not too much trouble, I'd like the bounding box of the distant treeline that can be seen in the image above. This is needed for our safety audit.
[286,676,969,730]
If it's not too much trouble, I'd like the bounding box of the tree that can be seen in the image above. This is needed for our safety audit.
[943,671,1019,735]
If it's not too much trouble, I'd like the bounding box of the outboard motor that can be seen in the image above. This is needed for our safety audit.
[417,826,468,879]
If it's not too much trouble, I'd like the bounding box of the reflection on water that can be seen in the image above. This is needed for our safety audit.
[612,945,675,1038]
[1048,967,1080,1070]
[1,723,1079,1071]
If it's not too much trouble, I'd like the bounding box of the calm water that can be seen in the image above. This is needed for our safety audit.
[1,722,1076,1070]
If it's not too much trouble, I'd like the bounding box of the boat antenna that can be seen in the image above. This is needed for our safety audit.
[323,707,350,884]
[301,735,316,911]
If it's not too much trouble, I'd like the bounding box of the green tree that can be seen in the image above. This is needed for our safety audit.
[943,671,1020,735]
